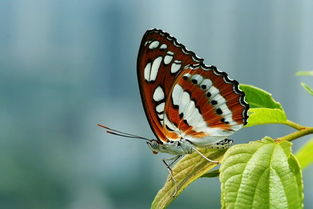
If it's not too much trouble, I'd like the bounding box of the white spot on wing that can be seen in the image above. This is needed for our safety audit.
[172,85,183,106]
[207,86,219,97]
[164,114,179,132]
[149,41,159,49]
[144,40,151,46]
[187,107,202,128]
[150,57,162,81]
[144,62,151,81]
[199,79,212,89]
[212,94,226,104]
[191,74,203,84]
[153,86,164,102]
[171,62,181,73]
[164,55,173,65]
[219,104,231,115]
[160,44,167,49]
[184,101,195,119]
[179,92,190,114]
[156,102,165,113]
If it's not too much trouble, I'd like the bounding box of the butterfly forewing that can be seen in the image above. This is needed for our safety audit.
[137,29,203,142]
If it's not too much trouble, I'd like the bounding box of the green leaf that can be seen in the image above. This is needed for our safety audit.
[245,108,287,127]
[151,149,226,209]
[239,84,287,127]
[220,137,303,209]
[300,82,313,96]
[295,71,313,76]
[201,169,220,178]
[295,138,313,169]
[239,84,283,109]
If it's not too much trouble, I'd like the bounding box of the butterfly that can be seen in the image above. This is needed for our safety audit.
[98,29,249,164]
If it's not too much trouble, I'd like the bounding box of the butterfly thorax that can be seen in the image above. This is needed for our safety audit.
[147,139,194,155]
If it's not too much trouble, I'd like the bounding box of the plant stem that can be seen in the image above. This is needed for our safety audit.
[276,127,313,143]
[282,120,306,130]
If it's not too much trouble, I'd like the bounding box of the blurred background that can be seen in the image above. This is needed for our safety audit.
[1,0,313,208]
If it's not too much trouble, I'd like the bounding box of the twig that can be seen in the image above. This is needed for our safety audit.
[275,126,313,143]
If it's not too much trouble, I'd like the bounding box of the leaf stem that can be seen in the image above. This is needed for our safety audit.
[276,127,313,143]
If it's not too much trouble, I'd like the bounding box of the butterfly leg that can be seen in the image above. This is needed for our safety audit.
[162,155,182,197]
[184,139,221,164]
[190,139,233,164]
[191,146,220,163]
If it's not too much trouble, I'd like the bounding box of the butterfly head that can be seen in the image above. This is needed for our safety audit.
[146,139,161,154]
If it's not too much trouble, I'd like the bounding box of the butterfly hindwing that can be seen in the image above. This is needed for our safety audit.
[137,29,203,142]
[163,64,249,144]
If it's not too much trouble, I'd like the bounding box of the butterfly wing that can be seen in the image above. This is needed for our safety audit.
[137,29,203,142]
[164,64,249,145]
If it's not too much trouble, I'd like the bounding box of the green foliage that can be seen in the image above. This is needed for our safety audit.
[220,137,303,209]
[239,84,283,109]
[152,82,313,209]
[295,71,313,76]
[246,108,287,127]
[295,138,313,169]
[239,84,287,127]
[201,169,220,178]
[151,149,225,209]
[300,82,313,96]
[296,71,313,96]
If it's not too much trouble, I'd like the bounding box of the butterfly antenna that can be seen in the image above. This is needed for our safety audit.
[97,123,150,141]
